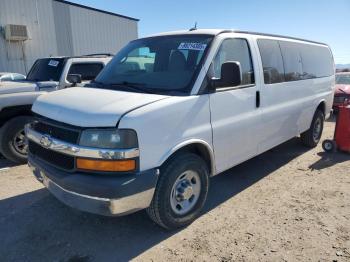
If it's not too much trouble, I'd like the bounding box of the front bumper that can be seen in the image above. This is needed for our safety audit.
[28,155,158,216]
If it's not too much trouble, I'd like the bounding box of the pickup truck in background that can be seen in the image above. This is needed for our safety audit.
[0,54,112,163]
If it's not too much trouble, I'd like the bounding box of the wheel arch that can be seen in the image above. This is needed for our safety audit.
[0,105,33,128]
[316,100,326,117]
[159,139,216,176]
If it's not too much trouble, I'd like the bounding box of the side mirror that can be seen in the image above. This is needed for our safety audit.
[67,74,82,86]
[211,61,242,89]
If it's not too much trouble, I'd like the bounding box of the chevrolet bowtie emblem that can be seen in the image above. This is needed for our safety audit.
[39,134,53,148]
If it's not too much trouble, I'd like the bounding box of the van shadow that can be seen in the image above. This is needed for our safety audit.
[0,138,310,261]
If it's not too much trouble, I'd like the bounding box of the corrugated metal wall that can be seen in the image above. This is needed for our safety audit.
[0,0,138,75]
[52,1,74,56]
[69,5,138,56]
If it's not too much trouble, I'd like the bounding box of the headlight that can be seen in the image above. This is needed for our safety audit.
[79,129,138,149]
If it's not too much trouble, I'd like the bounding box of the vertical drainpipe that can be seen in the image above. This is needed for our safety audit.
[35,0,40,26]
[21,40,28,74]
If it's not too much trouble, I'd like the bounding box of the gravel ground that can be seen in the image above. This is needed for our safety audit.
[0,119,349,262]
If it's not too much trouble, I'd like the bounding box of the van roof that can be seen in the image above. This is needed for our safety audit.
[148,29,327,46]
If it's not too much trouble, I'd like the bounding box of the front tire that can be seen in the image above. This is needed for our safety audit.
[300,109,324,148]
[147,153,209,230]
[0,116,34,164]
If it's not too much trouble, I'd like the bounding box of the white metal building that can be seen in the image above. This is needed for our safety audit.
[0,0,138,74]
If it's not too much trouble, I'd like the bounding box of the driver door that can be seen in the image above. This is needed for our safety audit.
[209,38,262,173]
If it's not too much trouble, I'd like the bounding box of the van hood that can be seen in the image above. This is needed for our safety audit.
[32,87,170,127]
[0,81,59,95]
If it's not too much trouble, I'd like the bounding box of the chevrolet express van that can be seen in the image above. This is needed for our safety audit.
[26,29,335,229]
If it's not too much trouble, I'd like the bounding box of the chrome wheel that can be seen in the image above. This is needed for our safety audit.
[12,129,28,155]
[313,117,322,141]
[170,170,201,215]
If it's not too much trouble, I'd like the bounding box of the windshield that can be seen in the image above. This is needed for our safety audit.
[27,58,66,82]
[95,35,213,94]
[336,74,350,85]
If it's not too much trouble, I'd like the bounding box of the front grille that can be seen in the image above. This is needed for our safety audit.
[29,141,75,170]
[33,121,80,144]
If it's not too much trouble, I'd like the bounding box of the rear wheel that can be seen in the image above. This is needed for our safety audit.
[300,109,324,148]
[147,153,209,230]
[0,116,34,164]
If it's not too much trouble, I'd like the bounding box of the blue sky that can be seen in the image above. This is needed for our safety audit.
[71,0,350,64]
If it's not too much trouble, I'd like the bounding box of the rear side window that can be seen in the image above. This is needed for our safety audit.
[279,41,303,81]
[258,39,334,84]
[257,39,285,84]
[68,63,104,81]
[212,38,255,85]
[300,45,333,78]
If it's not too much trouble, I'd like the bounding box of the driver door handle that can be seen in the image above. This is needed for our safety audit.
[256,91,260,108]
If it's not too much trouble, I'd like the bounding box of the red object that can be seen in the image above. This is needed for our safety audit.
[334,105,350,152]
[333,85,350,110]
[333,72,350,110]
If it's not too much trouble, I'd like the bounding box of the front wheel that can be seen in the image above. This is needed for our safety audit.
[0,116,34,164]
[147,153,209,230]
[300,109,324,148]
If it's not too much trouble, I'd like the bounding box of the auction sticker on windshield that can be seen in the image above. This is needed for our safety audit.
[178,43,207,51]
[48,60,59,67]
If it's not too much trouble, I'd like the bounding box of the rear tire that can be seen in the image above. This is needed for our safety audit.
[0,116,34,164]
[300,109,324,148]
[147,153,209,230]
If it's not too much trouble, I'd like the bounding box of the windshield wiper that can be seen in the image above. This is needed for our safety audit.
[338,88,346,93]
[93,81,182,95]
[109,81,154,94]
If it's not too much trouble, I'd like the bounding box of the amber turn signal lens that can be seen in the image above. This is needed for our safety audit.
[76,158,136,172]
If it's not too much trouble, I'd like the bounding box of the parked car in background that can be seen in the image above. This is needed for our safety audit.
[0,54,112,164]
[333,72,350,110]
[27,29,334,229]
[0,72,26,82]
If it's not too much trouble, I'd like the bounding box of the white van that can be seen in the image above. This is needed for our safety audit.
[26,29,335,229]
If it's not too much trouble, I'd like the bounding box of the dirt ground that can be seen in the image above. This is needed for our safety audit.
[0,119,349,262]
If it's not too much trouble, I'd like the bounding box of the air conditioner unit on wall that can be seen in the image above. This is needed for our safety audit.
[5,24,28,41]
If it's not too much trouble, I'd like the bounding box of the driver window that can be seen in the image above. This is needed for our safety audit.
[212,38,255,85]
